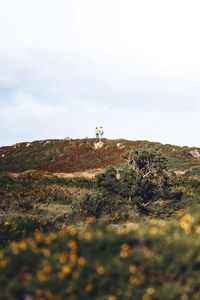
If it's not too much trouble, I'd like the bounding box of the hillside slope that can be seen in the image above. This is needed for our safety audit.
[0,138,200,173]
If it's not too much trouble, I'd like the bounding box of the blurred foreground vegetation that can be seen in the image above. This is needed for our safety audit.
[1,149,200,299]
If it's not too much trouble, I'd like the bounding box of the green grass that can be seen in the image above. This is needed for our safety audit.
[1,141,200,299]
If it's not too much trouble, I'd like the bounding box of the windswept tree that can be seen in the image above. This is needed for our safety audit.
[121,149,170,202]
[96,149,173,209]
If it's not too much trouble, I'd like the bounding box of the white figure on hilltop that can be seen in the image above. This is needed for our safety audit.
[99,126,104,138]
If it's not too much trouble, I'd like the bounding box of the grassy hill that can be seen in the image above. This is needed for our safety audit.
[1,139,200,299]
[1,138,200,173]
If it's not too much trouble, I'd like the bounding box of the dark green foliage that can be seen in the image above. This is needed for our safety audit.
[64,177,94,189]
[95,167,119,193]
[0,214,57,245]
[122,149,170,201]
[118,164,138,197]
[72,192,115,218]
[95,149,177,210]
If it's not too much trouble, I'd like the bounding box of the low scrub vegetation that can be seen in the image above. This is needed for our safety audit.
[1,148,200,299]
[0,208,200,300]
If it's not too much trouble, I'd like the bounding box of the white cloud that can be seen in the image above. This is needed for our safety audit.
[1,91,200,147]
[0,0,78,48]
[0,93,71,144]
[0,1,200,146]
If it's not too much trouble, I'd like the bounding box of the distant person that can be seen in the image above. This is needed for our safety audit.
[99,126,104,138]
[95,127,100,138]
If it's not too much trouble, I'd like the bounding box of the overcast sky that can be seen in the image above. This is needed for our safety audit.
[1,0,200,147]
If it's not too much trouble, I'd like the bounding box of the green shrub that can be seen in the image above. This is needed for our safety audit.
[0,173,15,187]
[72,192,116,218]
[18,170,57,185]
[0,207,200,300]
[95,167,119,193]
[64,177,94,189]
[0,214,57,245]
[95,150,179,210]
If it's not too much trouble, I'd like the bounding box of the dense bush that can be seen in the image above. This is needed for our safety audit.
[95,167,119,193]
[95,150,180,213]
[0,207,200,300]
[121,149,171,201]
[72,192,116,219]
[0,214,57,245]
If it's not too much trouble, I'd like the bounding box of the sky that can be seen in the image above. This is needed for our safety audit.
[1,0,200,147]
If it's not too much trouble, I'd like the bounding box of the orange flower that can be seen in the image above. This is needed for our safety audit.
[129,264,137,274]
[85,284,93,293]
[62,264,71,274]
[129,276,139,285]
[78,257,86,266]
[59,252,68,263]
[68,240,77,251]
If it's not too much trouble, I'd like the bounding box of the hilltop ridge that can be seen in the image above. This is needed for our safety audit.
[0,138,200,173]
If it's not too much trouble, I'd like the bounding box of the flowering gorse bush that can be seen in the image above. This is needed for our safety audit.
[0,207,200,300]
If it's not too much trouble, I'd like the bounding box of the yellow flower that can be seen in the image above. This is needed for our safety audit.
[173,232,180,240]
[44,233,57,244]
[70,253,77,263]
[85,284,93,293]
[108,296,117,300]
[36,289,52,299]
[126,223,139,231]
[85,216,96,223]
[96,265,105,275]
[34,231,43,242]
[121,243,130,251]
[142,294,152,300]
[59,252,68,263]
[18,240,27,250]
[120,251,128,258]
[149,226,158,235]
[147,287,155,295]
[43,264,52,273]
[37,271,48,282]
[176,209,185,217]
[66,226,77,236]
[120,243,130,258]
[68,240,77,251]
[129,264,137,273]
[0,259,7,269]
[10,242,19,255]
[84,232,92,240]
[4,221,11,226]
[62,264,71,274]
[78,257,86,266]
[180,213,194,234]
[149,219,158,225]
[129,276,139,285]
[41,248,50,257]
